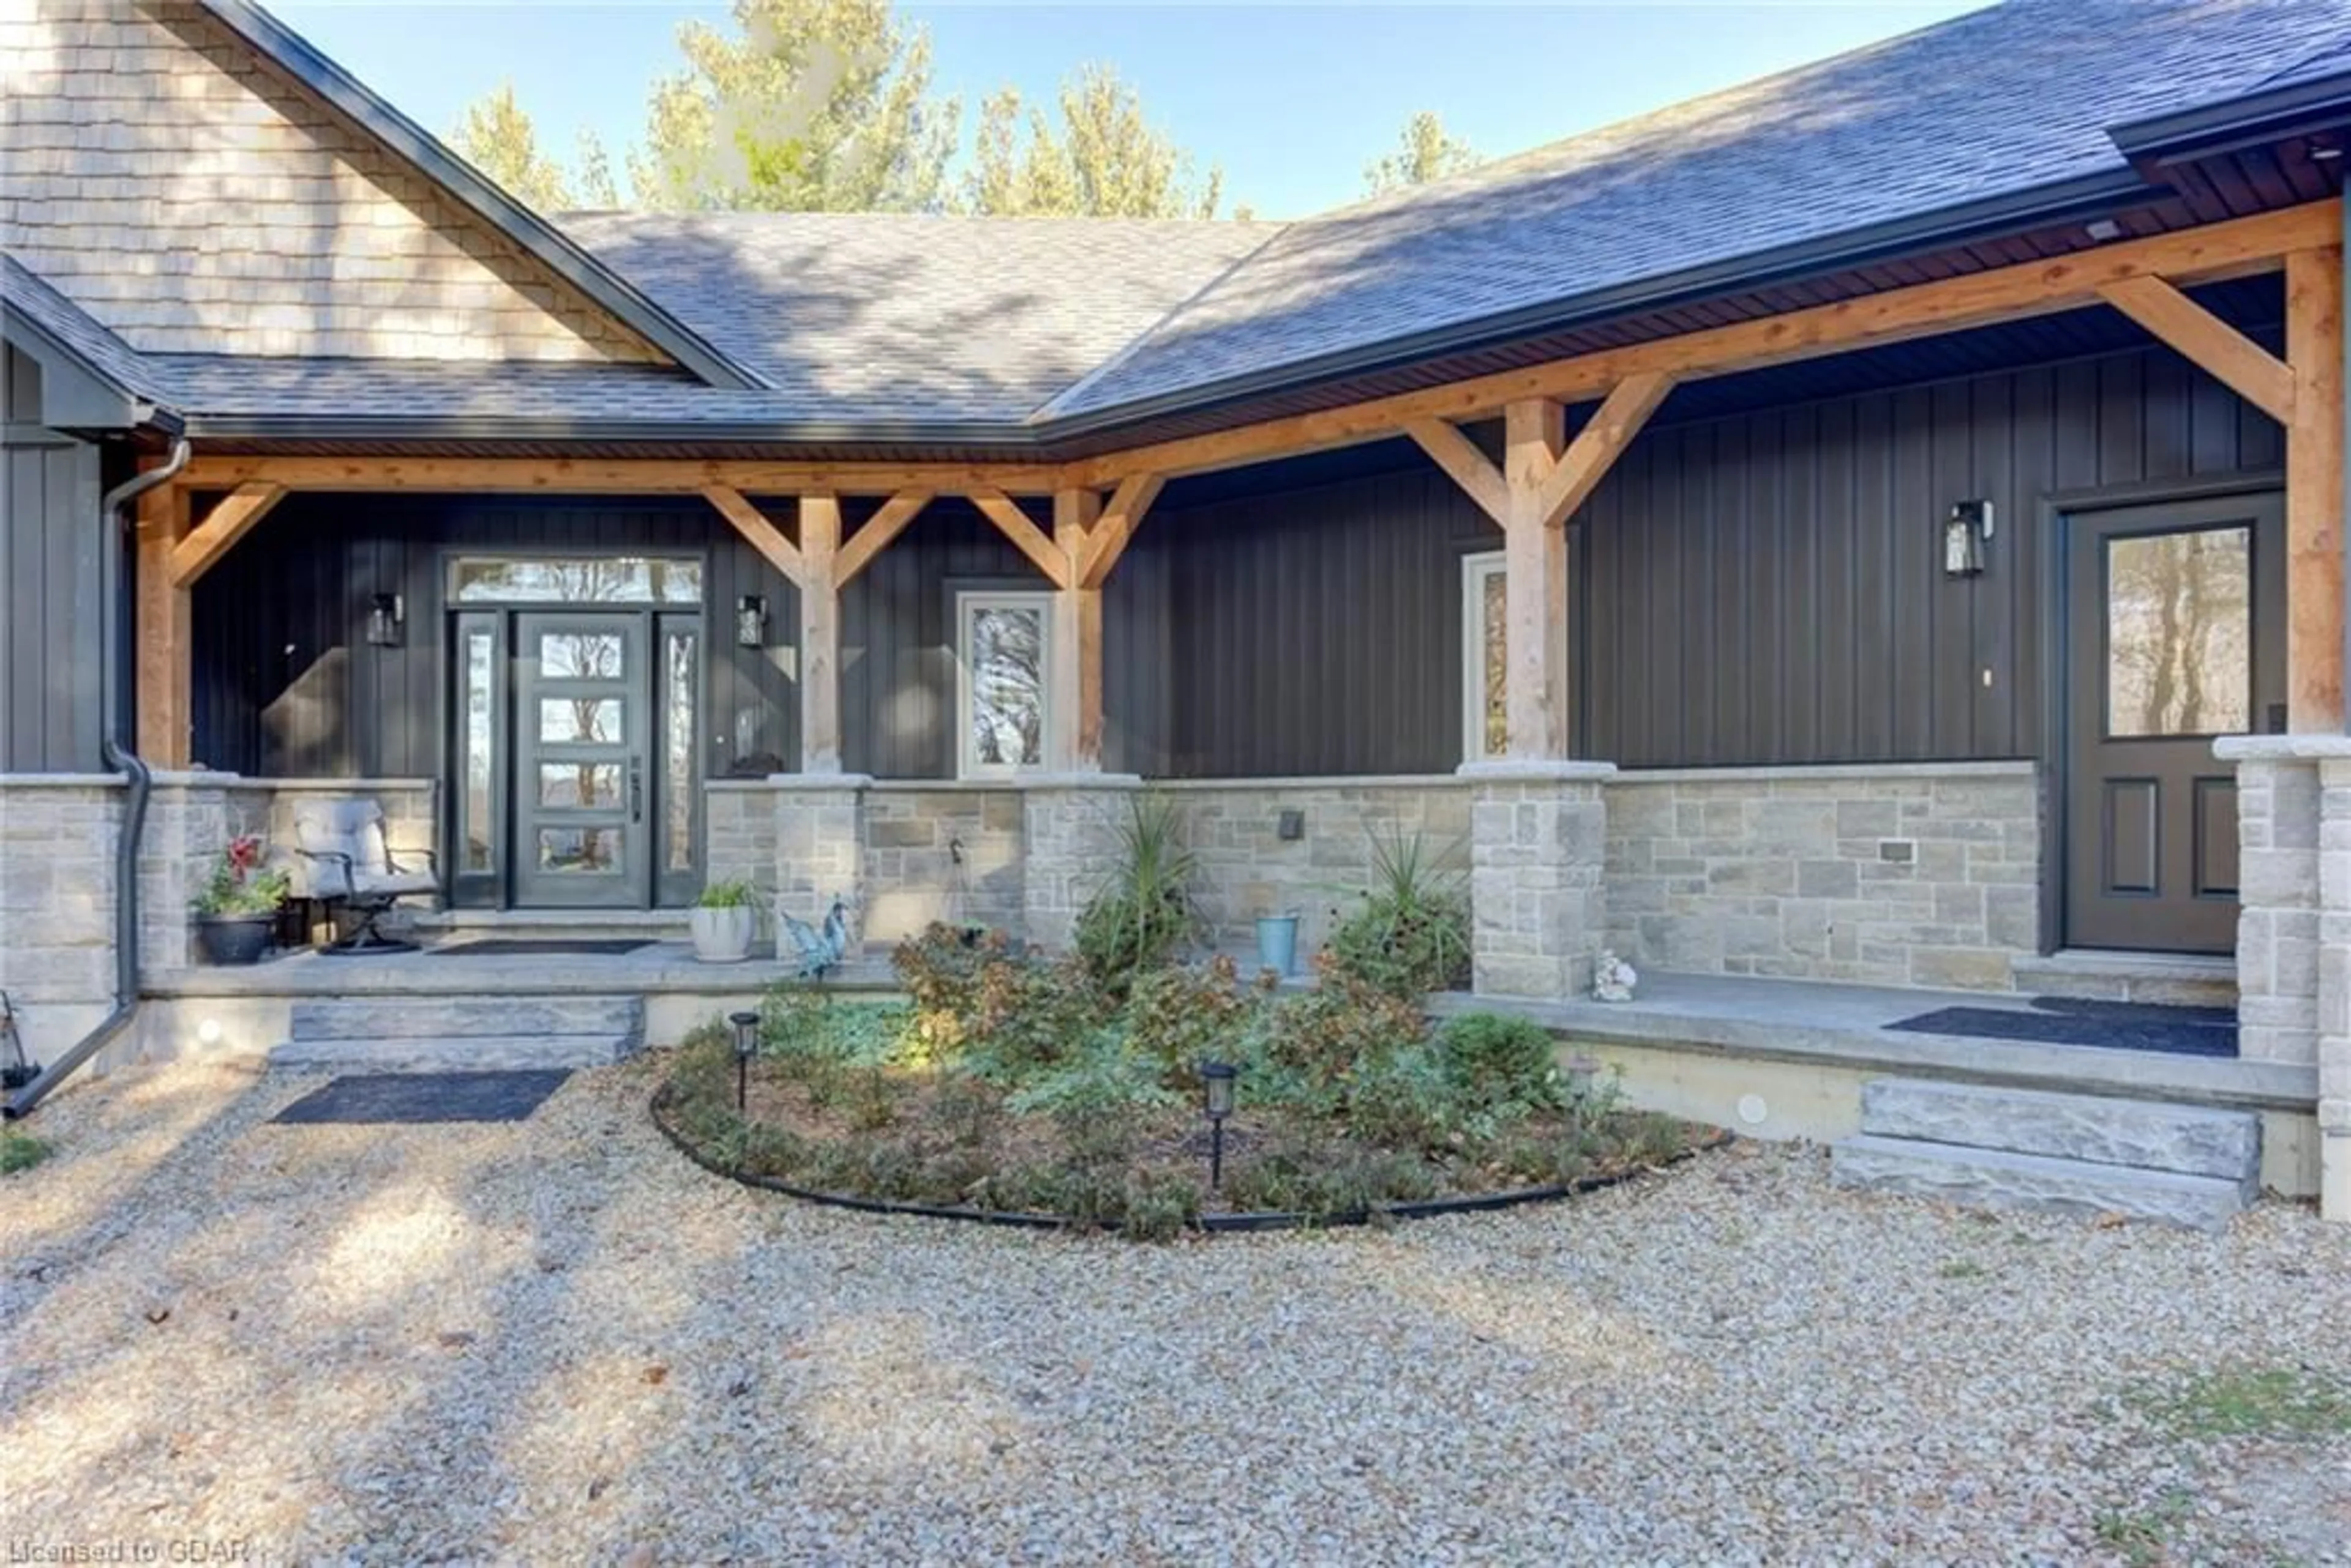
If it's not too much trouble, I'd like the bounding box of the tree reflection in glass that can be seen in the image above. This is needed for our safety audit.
[969,606,1044,767]
[2107,526,2250,737]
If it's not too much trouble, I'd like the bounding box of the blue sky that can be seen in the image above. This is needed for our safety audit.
[275,1,1992,217]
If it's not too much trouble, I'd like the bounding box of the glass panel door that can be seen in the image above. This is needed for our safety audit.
[514,612,651,908]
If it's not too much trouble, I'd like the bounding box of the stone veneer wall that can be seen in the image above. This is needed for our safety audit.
[0,776,124,1043]
[1603,762,2041,991]
[863,786,1025,945]
[1464,762,1613,999]
[705,777,872,946]
[1158,778,1472,958]
[2223,743,2322,1067]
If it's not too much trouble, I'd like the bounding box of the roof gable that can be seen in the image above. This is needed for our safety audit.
[0,0,751,384]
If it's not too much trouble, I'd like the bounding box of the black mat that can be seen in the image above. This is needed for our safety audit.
[427,939,653,958]
[272,1070,572,1125]
[1886,997,2237,1057]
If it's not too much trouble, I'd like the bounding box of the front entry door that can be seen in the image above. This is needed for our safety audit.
[514,612,650,908]
[2065,491,2284,953]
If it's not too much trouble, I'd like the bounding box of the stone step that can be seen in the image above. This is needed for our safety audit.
[1860,1078,2259,1184]
[1829,1134,2251,1232]
[2009,950,2236,1009]
[290,994,643,1042]
[270,1033,642,1074]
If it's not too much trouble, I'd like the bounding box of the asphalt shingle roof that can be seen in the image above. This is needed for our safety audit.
[1039,0,2351,421]
[558,212,1279,425]
[1,254,171,407]
[9,0,2349,438]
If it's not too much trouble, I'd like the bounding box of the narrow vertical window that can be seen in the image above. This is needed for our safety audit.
[956,592,1055,778]
[461,624,496,873]
[1462,553,1508,762]
[664,626,698,873]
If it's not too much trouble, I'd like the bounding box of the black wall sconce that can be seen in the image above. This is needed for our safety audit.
[736,593,768,649]
[365,592,404,647]
[1942,500,1992,577]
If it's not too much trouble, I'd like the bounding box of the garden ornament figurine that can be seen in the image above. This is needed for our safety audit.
[778,894,853,979]
[1594,949,1638,1003]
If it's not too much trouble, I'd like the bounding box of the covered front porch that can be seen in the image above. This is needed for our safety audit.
[31,197,2343,1212]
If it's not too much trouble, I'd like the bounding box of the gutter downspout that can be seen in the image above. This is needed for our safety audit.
[6,437,191,1119]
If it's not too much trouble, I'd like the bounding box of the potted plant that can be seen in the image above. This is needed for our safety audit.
[690,879,760,963]
[192,835,288,966]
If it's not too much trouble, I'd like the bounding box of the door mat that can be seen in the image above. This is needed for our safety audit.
[272,1070,572,1125]
[1885,999,2237,1057]
[427,939,655,958]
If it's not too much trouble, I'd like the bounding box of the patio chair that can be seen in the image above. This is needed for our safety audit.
[290,798,439,955]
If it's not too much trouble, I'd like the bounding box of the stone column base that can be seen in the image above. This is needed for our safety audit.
[1020,774,1144,955]
[760,775,871,946]
[1460,760,1613,1000]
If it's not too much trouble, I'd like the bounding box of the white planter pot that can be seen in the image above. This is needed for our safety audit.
[689,904,757,963]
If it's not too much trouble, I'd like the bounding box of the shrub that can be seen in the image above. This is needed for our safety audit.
[1073,793,1201,991]
[1123,955,1265,1085]
[1436,1012,1561,1118]
[0,1128,51,1175]
[1325,829,1471,998]
[1341,1045,1459,1151]
[1245,955,1430,1110]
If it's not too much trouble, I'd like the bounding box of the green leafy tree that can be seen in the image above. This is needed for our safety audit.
[1363,110,1481,197]
[965,64,1229,219]
[449,82,582,211]
[632,0,958,212]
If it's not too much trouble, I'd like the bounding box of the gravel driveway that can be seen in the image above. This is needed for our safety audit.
[6,1055,2346,1566]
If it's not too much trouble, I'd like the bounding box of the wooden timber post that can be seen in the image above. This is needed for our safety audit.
[1051,488,1104,771]
[2287,244,2346,733]
[1502,399,1570,759]
[798,493,843,772]
[135,478,192,767]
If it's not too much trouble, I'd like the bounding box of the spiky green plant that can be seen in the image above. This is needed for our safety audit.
[1327,828,1472,997]
[1073,793,1202,991]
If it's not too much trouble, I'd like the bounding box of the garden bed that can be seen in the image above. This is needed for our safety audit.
[651,925,1723,1239]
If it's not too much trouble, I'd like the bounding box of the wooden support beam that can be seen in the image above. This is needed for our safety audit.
[969,489,1070,588]
[1064,200,2339,490]
[2096,274,2297,424]
[1529,371,1675,530]
[1051,488,1104,771]
[182,455,1062,496]
[165,481,286,589]
[135,479,192,767]
[1501,399,1570,760]
[1404,417,1510,527]
[702,484,803,588]
[1077,471,1164,590]
[799,493,843,772]
[2286,244,2345,733]
[833,488,932,588]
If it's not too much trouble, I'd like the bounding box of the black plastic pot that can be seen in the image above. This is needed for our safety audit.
[194,913,274,966]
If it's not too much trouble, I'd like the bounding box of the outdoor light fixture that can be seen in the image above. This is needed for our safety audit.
[365,592,404,648]
[1941,500,1992,578]
[1200,1060,1237,1190]
[1566,1051,1600,1103]
[730,1010,760,1111]
[736,594,768,649]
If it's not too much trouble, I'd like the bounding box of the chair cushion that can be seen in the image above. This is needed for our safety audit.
[290,798,427,898]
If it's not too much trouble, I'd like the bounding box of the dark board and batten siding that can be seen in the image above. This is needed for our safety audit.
[1577,342,2281,768]
[184,337,2279,786]
[1,428,105,772]
[190,495,1157,782]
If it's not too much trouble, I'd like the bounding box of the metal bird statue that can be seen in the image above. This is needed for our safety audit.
[779,895,852,979]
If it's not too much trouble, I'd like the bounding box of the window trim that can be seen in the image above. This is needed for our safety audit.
[954,589,1057,779]
[1462,551,1507,763]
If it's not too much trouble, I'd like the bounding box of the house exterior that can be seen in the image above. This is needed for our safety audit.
[4,0,2350,1212]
